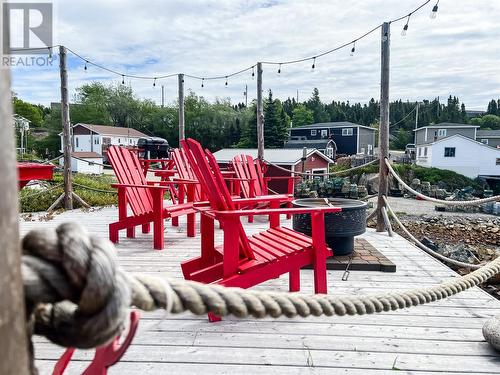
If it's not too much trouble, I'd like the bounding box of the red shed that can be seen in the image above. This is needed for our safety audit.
[213,148,333,194]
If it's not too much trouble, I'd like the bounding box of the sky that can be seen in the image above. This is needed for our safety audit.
[9,0,500,110]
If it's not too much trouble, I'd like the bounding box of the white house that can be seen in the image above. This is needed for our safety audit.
[60,123,148,173]
[67,152,104,174]
[416,134,500,178]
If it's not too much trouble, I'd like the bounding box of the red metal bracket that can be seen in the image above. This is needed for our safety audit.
[52,311,140,375]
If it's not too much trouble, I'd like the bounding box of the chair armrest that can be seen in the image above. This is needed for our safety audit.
[171,178,198,184]
[232,195,293,205]
[216,206,341,218]
[111,183,172,190]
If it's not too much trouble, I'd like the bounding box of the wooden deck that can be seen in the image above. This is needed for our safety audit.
[20,207,500,374]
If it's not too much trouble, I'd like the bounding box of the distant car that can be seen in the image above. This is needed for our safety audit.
[405,143,416,154]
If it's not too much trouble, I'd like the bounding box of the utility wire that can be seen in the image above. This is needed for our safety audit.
[52,0,436,83]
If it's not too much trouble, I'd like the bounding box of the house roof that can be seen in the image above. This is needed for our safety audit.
[420,134,500,151]
[75,123,147,138]
[71,151,102,158]
[414,122,479,131]
[477,130,500,138]
[292,121,375,131]
[213,148,334,165]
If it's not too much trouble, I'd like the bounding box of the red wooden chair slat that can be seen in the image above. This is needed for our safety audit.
[107,146,196,250]
[180,138,341,322]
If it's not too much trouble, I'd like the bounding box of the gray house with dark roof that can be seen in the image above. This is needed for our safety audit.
[285,122,376,158]
[476,130,500,148]
[414,122,479,146]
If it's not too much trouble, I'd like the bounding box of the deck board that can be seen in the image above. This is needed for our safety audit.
[19,206,500,374]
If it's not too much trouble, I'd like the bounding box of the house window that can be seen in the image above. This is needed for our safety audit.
[438,129,447,137]
[424,147,428,156]
[310,130,317,136]
[118,138,121,144]
[418,147,422,156]
[342,128,353,136]
[75,137,79,148]
[326,146,334,158]
[321,129,328,138]
[367,144,373,154]
[481,139,489,145]
[496,158,500,165]
[94,138,99,145]
[444,147,455,157]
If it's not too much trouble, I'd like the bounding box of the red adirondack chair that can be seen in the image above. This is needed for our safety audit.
[231,154,299,221]
[181,138,341,321]
[107,146,197,250]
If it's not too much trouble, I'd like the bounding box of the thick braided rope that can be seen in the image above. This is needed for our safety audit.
[385,158,500,206]
[383,196,481,269]
[264,158,378,177]
[21,223,500,351]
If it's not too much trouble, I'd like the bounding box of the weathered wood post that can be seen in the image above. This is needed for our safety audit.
[376,22,390,232]
[60,46,73,209]
[178,73,185,146]
[0,39,30,375]
[256,62,264,161]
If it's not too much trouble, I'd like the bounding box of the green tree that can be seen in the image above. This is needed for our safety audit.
[12,96,44,127]
[305,88,329,123]
[292,104,314,127]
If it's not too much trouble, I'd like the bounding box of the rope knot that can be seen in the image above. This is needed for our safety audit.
[22,222,131,348]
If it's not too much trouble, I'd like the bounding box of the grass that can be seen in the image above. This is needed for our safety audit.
[19,173,118,212]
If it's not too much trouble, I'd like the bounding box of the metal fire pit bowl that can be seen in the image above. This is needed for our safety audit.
[292,198,367,256]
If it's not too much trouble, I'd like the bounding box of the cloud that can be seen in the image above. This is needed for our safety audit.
[10,0,500,110]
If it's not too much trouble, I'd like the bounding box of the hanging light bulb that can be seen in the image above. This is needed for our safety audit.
[153,78,156,87]
[278,64,282,74]
[201,78,204,88]
[84,61,88,71]
[311,57,316,71]
[252,66,255,78]
[121,75,125,85]
[430,1,439,19]
[401,15,410,36]
[350,42,356,56]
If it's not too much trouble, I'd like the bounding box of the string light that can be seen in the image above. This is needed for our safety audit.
[153,78,157,87]
[61,0,434,86]
[430,0,439,19]
[201,78,204,88]
[48,47,52,59]
[401,15,411,36]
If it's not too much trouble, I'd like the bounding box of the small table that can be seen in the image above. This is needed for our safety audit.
[17,162,54,189]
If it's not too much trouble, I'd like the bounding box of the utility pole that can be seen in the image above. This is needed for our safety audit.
[60,46,73,210]
[256,62,264,161]
[296,89,299,103]
[0,38,30,375]
[161,85,165,108]
[244,84,248,107]
[414,102,420,144]
[178,74,185,146]
[376,22,390,232]
[48,47,88,212]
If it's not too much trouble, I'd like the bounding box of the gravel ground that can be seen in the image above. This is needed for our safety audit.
[368,196,499,219]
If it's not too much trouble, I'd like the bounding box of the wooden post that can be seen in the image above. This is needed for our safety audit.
[376,22,390,232]
[178,74,185,146]
[256,62,264,161]
[0,43,30,374]
[60,46,73,209]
